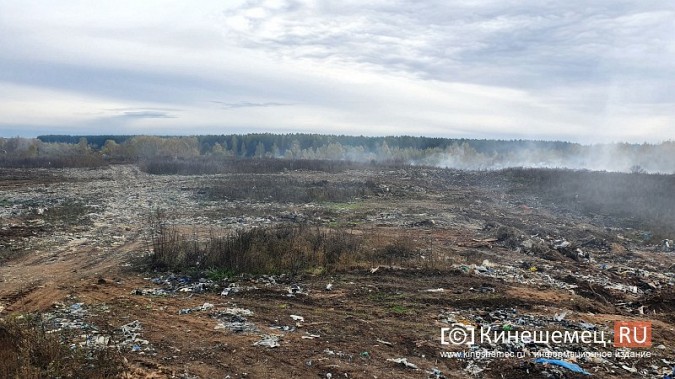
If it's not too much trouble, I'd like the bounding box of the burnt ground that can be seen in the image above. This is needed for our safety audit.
[0,164,673,378]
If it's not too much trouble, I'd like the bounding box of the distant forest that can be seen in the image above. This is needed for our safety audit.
[36,134,577,156]
[0,134,671,173]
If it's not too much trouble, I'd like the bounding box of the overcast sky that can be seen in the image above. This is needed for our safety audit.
[1,0,674,142]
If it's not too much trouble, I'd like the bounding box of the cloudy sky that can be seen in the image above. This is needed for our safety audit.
[1,0,673,142]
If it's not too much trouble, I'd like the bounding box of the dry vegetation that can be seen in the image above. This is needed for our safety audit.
[0,315,123,378]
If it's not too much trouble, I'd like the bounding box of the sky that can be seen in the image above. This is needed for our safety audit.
[0,0,674,143]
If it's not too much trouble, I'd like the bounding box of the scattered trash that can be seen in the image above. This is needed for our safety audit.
[534,358,590,375]
[302,333,320,339]
[224,307,253,317]
[120,320,150,352]
[290,315,304,322]
[178,302,214,315]
[621,365,637,373]
[212,308,256,333]
[425,288,444,293]
[553,311,567,322]
[287,284,307,296]
[578,321,596,330]
[427,367,446,379]
[325,283,333,291]
[553,240,571,249]
[254,335,280,348]
[221,283,240,296]
[80,335,110,348]
[132,288,170,296]
[387,358,419,370]
[464,361,484,376]
[270,325,296,332]
[376,339,393,346]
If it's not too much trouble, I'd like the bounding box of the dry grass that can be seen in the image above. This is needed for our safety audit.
[0,315,124,379]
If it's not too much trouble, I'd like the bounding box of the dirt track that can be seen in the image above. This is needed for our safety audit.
[0,165,673,378]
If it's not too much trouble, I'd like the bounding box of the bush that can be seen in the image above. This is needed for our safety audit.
[147,212,364,275]
[378,237,418,266]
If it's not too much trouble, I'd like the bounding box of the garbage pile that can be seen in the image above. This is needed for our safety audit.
[40,300,154,354]
[212,307,257,333]
[133,274,219,296]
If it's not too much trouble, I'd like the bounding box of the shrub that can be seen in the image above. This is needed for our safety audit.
[147,212,365,275]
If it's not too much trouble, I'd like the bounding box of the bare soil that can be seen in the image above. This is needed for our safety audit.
[0,165,673,378]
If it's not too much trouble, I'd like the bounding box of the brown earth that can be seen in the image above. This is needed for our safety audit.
[0,165,673,378]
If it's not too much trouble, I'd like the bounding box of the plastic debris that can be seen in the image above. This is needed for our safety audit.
[80,335,110,348]
[131,288,170,296]
[376,339,393,346]
[578,321,596,330]
[225,307,253,317]
[290,315,304,322]
[178,302,214,315]
[427,367,446,379]
[212,308,257,333]
[254,335,280,348]
[221,283,241,296]
[553,240,571,249]
[120,320,150,352]
[270,325,296,332]
[464,361,484,376]
[387,358,419,370]
[287,284,306,296]
[138,275,218,295]
[325,283,333,291]
[622,365,637,373]
[534,358,590,375]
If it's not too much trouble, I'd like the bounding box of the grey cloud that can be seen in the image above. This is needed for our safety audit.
[221,0,675,96]
[211,101,292,109]
[0,58,245,105]
[120,110,177,119]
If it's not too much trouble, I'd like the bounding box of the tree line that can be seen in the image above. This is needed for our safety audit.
[0,134,672,173]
